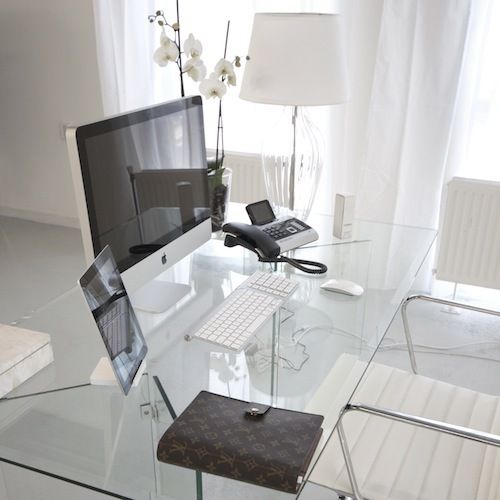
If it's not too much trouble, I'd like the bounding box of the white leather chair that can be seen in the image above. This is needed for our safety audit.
[307,296,500,500]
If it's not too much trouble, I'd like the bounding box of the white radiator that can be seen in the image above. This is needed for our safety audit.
[436,177,500,289]
[209,150,267,204]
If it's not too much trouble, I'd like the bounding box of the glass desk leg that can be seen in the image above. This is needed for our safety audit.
[152,376,203,500]
[196,471,203,500]
[270,307,282,407]
[153,375,177,420]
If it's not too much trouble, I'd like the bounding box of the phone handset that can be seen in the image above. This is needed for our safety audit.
[223,222,280,259]
[222,222,327,275]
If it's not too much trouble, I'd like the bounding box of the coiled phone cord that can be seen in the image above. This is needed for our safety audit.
[222,228,328,274]
[259,255,327,274]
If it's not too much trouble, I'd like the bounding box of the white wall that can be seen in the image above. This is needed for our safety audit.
[0,0,104,227]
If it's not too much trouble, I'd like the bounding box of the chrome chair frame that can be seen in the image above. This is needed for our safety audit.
[336,294,500,500]
[401,295,500,374]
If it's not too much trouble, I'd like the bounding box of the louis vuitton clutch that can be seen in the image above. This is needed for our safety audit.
[156,391,324,494]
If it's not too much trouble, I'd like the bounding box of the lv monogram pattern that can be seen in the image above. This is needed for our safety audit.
[157,391,323,493]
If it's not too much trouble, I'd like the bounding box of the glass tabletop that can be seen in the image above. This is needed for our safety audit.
[0,218,436,499]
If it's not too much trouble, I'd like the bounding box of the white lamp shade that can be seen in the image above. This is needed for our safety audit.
[240,13,349,106]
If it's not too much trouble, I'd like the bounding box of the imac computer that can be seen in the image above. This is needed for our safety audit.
[66,96,211,312]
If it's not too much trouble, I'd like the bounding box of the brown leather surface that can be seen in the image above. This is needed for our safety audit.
[157,391,324,493]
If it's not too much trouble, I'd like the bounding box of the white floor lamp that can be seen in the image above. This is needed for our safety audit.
[240,13,349,221]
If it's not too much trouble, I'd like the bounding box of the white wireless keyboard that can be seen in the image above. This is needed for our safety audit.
[191,271,298,351]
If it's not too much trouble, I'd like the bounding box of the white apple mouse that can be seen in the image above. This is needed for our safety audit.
[320,279,364,296]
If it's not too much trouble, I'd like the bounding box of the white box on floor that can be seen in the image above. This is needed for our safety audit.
[333,193,355,239]
[0,324,54,398]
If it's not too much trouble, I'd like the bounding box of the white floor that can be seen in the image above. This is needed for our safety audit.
[0,215,499,500]
[376,299,500,397]
[0,216,85,324]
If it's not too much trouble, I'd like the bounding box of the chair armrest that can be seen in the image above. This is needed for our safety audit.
[343,402,500,448]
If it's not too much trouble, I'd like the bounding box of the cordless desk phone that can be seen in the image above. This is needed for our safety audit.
[221,200,327,275]
[245,200,318,253]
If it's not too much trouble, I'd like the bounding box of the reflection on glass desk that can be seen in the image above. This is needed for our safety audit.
[0,217,436,499]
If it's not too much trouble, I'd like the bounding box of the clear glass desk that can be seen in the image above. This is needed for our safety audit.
[0,218,436,499]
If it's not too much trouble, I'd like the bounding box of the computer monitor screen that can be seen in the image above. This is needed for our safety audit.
[79,246,147,395]
[67,96,211,299]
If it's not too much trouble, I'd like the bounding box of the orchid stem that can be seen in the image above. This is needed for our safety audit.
[223,20,230,59]
[215,20,230,169]
[215,101,223,168]
[175,0,185,97]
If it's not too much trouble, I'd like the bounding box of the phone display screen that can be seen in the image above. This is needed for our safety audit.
[246,200,276,225]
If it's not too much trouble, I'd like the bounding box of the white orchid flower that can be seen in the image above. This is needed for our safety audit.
[153,30,179,66]
[199,74,227,99]
[160,30,170,47]
[183,57,207,82]
[214,58,235,79]
[184,33,203,58]
[226,71,237,87]
[153,44,179,66]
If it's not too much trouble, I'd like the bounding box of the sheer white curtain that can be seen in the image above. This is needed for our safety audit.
[92,0,157,115]
[351,0,498,293]
[446,0,500,183]
[355,0,473,229]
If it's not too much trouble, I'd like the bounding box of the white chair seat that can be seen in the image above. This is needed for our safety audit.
[308,354,500,500]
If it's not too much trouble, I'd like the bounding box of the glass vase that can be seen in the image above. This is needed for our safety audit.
[261,106,323,221]
[207,167,232,231]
